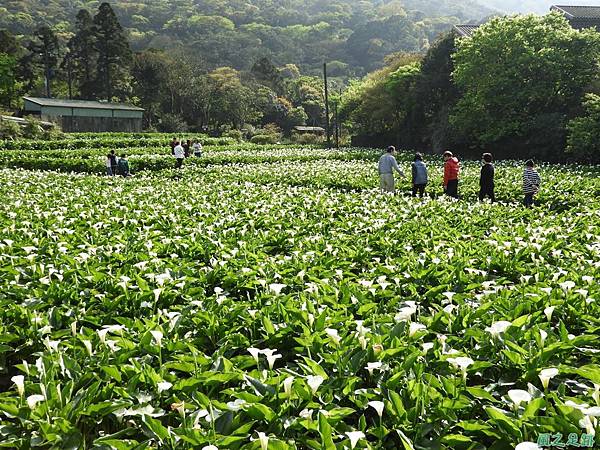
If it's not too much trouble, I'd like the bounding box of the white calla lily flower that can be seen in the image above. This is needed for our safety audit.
[485,320,512,337]
[26,394,45,409]
[367,400,385,417]
[306,375,324,394]
[11,375,25,397]
[346,431,366,449]
[538,368,559,390]
[507,389,532,407]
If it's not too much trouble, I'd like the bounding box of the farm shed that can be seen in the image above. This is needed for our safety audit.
[23,97,144,133]
[550,5,600,30]
[293,126,325,135]
[453,24,480,38]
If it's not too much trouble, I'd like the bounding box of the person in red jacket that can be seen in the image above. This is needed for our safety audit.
[443,151,460,198]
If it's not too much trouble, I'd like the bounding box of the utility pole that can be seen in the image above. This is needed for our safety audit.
[334,99,339,149]
[323,62,331,149]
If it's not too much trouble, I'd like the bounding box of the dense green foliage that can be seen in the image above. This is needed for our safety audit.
[0,0,496,134]
[0,136,600,448]
[451,13,600,160]
[343,13,600,163]
[567,93,600,162]
[0,0,491,76]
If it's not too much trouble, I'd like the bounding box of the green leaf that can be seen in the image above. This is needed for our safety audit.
[522,397,546,420]
[484,407,521,438]
[396,429,416,450]
[318,412,335,450]
[101,366,122,382]
[389,391,407,418]
[466,387,499,403]
[571,364,600,384]
[441,434,473,446]
[142,415,170,443]
[246,403,276,422]
[262,316,275,335]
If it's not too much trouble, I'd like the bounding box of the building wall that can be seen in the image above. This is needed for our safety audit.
[24,102,144,132]
[48,116,143,132]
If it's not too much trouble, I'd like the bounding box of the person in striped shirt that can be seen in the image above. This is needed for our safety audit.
[523,160,541,207]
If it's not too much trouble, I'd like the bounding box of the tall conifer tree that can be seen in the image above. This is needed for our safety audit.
[93,2,131,100]
[27,26,60,97]
[64,9,97,99]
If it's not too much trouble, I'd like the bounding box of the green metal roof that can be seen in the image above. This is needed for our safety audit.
[24,97,144,112]
[551,5,600,19]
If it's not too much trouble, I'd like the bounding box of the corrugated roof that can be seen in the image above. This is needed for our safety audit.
[24,97,144,111]
[551,5,600,19]
[453,24,480,38]
[293,126,325,131]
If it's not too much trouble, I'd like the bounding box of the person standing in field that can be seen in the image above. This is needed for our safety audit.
[443,151,460,198]
[192,139,203,157]
[118,154,131,177]
[109,150,118,176]
[105,152,113,176]
[411,152,428,197]
[106,150,118,176]
[378,146,405,193]
[479,152,495,202]
[174,141,185,169]
[170,137,177,156]
[183,139,191,158]
[523,160,541,207]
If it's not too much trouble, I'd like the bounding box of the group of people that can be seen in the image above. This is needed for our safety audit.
[170,138,203,169]
[379,146,542,207]
[105,150,130,177]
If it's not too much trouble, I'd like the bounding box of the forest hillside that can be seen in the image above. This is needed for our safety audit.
[0,0,493,76]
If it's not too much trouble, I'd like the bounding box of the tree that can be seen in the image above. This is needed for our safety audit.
[206,67,258,130]
[251,57,284,94]
[0,53,18,108]
[411,32,463,152]
[27,25,60,97]
[451,13,600,159]
[385,61,421,146]
[339,52,421,144]
[567,93,600,164]
[93,2,132,100]
[0,29,22,57]
[132,49,170,127]
[64,9,97,99]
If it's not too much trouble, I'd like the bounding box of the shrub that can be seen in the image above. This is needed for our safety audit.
[292,133,324,145]
[0,118,21,140]
[157,113,188,133]
[23,116,45,139]
[42,123,65,141]
[250,134,280,145]
[223,129,244,142]
[567,93,600,164]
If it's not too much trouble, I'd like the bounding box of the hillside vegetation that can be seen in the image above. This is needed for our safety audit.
[0,0,492,75]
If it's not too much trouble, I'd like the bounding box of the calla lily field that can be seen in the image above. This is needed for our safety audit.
[0,136,599,449]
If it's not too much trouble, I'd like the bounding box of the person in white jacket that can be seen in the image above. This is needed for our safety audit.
[192,140,203,157]
[174,141,185,169]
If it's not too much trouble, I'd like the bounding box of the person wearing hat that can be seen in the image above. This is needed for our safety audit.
[378,145,405,193]
[443,151,460,198]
